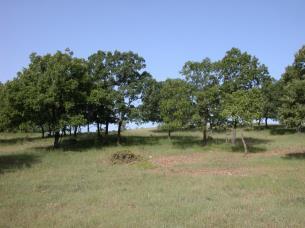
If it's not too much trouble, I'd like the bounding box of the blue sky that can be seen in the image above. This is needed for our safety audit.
[0,0,304,83]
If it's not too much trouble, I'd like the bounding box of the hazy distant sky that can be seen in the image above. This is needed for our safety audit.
[1,0,305,83]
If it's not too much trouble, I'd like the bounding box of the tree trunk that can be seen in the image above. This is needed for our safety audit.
[54,131,60,148]
[69,126,72,136]
[241,133,248,154]
[231,121,237,145]
[63,127,66,136]
[265,117,268,128]
[87,123,90,133]
[40,126,45,138]
[105,121,109,135]
[168,130,171,139]
[258,119,261,126]
[117,120,122,144]
[202,120,207,145]
[73,126,77,137]
[97,122,100,136]
[48,125,52,137]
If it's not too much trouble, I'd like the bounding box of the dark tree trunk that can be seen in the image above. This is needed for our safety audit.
[202,120,207,145]
[258,119,261,126]
[69,126,72,136]
[41,126,45,138]
[232,121,237,145]
[73,126,77,137]
[97,122,100,136]
[87,123,90,133]
[117,120,122,144]
[54,131,60,148]
[265,117,268,128]
[241,133,248,154]
[63,127,66,136]
[48,125,52,137]
[105,121,109,135]
[168,130,171,139]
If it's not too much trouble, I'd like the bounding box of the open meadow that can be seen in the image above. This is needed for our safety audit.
[1,127,305,227]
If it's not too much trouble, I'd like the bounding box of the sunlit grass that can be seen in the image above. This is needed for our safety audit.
[0,127,305,227]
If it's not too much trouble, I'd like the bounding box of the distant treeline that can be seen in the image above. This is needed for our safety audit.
[0,46,304,147]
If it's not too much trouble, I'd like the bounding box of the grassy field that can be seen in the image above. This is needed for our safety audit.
[1,127,305,227]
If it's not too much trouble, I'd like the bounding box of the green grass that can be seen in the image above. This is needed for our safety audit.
[1,127,305,227]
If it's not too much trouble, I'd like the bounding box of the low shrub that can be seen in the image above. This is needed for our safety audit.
[111,150,141,164]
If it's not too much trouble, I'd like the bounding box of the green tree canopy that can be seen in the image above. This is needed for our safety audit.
[279,45,305,130]
[160,79,193,138]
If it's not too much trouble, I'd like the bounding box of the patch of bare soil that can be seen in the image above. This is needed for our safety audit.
[151,153,248,176]
[152,153,205,168]
[151,148,305,176]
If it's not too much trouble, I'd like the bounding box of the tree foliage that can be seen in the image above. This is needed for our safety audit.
[1,45,304,148]
[159,79,193,137]
[279,46,305,129]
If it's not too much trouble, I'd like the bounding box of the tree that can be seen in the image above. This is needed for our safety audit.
[181,58,219,90]
[11,50,89,147]
[159,79,193,138]
[139,77,163,123]
[111,51,148,144]
[195,85,221,143]
[279,45,305,130]
[221,89,263,149]
[0,82,11,131]
[217,47,272,143]
[87,51,117,137]
[181,58,221,143]
[279,80,305,130]
[218,48,270,93]
[260,78,281,127]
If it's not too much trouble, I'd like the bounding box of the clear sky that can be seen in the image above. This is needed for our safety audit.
[1,0,304,83]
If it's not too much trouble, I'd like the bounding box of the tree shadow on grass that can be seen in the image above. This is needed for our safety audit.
[34,133,270,154]
[282,152,305,160]
[0,153,40,174]
[269,128,299,135]
[0,136,43,145]
[171,136,269,153]
[35,134,169,152]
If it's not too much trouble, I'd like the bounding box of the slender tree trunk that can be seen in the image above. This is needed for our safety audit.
[73,126,77,137]
[63,127,66,136]
[117,120,122,144]
[168,130,171,139]
[97,122,100,136]
[48,125,52,137]
[54,131,60,148]
[41,125,45,138]
[232,121,237,145]
[265,117,268,128]
[258,119,261,126]
[105,121,109,135]
[87,123,90,133]
[69,126,72,136]
[202,120,207,145]
[241,133,248,154]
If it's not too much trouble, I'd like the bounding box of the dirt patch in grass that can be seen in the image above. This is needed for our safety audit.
[151,151,301,176]
[152,153,206,168]
[151,153,248,176]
